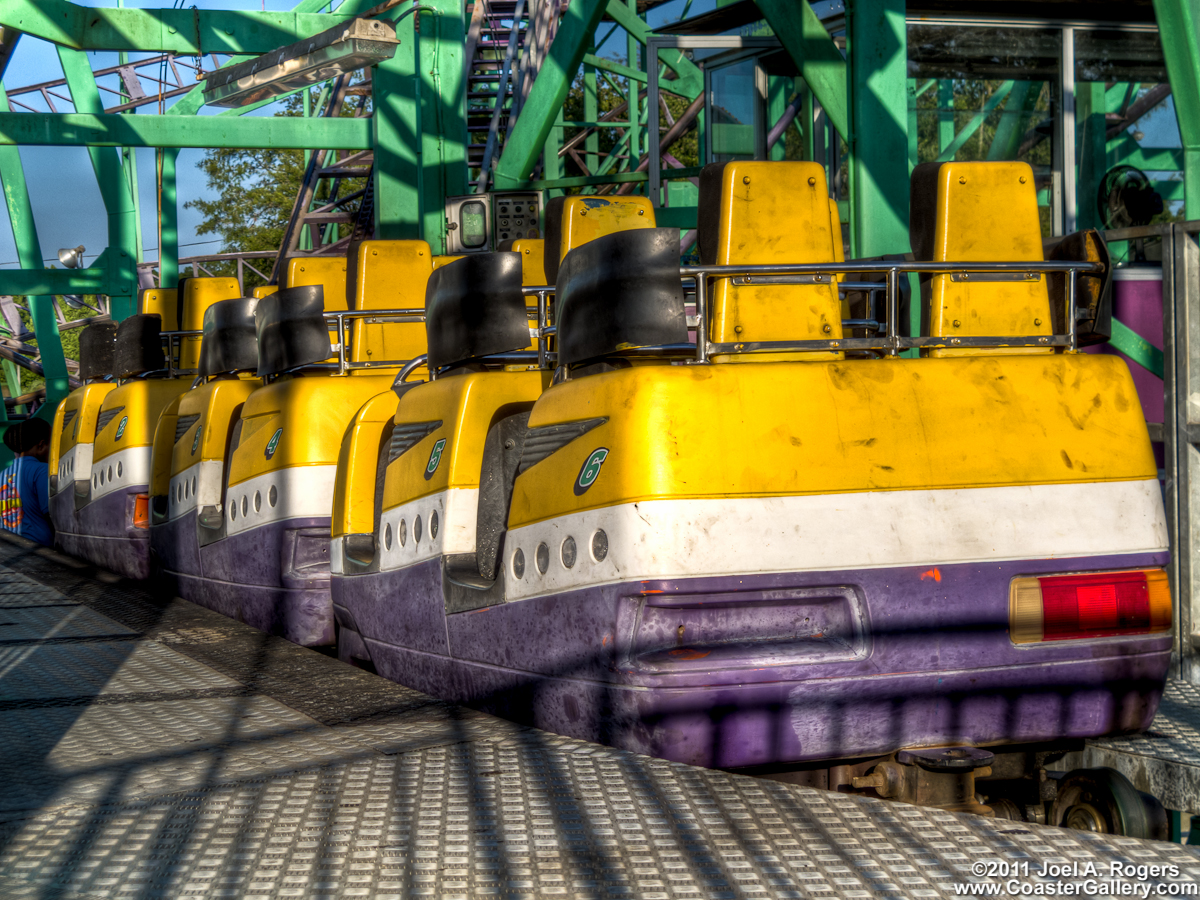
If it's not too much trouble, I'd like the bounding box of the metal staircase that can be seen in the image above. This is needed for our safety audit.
[271,75,375,281]
[466,0,561,191]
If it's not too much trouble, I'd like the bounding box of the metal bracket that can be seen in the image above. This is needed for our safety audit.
[949,272,1041,283]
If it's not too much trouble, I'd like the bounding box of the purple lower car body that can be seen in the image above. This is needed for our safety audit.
[152,511,334,646]
[53,486,150,580]
[333,550,1170,769]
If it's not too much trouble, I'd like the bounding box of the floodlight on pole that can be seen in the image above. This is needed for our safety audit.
[57,245,86,269]
[202,18,399,108]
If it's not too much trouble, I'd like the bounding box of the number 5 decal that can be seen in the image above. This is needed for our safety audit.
[574,448,609,495]
[424,438,447,480]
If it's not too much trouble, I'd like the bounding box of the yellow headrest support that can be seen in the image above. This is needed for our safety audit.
[348,240,433,311]
[544,196,655,283]
[914,160,1051,357]
[432,254,464,271]
[285,257,349,312]
[345,240,432,368]
[139,288,178,331]
[179,277,241,370]
[512,239,547,287]
[699,161,843,361]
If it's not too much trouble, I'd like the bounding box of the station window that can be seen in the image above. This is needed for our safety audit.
[459,200,488,249]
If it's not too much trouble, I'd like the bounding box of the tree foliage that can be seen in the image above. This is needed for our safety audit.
[185,86,369,290]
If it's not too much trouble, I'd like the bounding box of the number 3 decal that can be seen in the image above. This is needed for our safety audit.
[574,448,609,496]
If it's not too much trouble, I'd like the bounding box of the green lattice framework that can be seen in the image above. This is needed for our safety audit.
[0,0,1196,425]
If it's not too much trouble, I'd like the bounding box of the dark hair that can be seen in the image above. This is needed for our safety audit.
[2,422,21,454]
[19,417,49,454]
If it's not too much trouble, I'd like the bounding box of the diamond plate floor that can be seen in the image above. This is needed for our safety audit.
[0,533,1197,899]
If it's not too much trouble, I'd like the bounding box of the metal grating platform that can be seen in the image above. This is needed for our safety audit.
[1,535,1199,899]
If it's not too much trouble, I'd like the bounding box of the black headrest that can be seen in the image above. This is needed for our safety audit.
[542,195,568,284]
[113,314,166,378]
[555,228,687,369]
[255,285,331,377]
[199,297,260,377]
[425,253,530,371]
[909,161,943,262]
[696,162,729,266]
[78,322,117,381]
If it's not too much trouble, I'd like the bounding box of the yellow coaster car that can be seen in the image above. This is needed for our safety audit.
[328,162,1169,828]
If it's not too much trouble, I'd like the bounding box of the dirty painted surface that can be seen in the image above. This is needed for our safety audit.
[335,550,1170,769]
[156,513,335,647]
[56,486,149,580]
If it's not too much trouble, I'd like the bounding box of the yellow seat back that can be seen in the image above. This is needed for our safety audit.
[179,278,240,370]
[912,160,1052,358]
[284,257,349,311]
[348,240,432,369]
[139,288,178,331]
[544,196,655,283]
[252,285,277,300]
[699,161,843,362]
[432,255,464,271]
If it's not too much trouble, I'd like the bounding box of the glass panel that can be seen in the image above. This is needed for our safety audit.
[710,58,759,162]
[460,201,487,249]
[1074,29,1182,227]
[908,24,1061,235]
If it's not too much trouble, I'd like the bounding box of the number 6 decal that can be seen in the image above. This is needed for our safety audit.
[574,448,609,496]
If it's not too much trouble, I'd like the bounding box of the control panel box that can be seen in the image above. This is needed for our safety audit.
[444,192,541,253]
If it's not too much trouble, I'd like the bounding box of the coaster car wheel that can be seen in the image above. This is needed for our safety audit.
[1051,767,1167,840]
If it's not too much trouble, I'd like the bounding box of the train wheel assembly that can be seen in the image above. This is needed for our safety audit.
[1051,768,1168,840]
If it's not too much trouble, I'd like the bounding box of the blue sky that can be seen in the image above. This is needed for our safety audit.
[0,0,703,271]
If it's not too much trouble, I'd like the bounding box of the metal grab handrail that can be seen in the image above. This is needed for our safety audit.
[515,258,1100,364]
[681,259,1101,361]
[323,308,426,375]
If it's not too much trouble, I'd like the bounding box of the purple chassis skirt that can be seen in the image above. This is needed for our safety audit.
[333,551,1171,769]
[54,486,149,581]
[152,510,334,647]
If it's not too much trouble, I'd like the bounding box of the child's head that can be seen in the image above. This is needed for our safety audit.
[19,418,50,462]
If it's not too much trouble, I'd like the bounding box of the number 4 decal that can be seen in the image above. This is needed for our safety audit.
[424,438,447,480]
[574,448,609,495]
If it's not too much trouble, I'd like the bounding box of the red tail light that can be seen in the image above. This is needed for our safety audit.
[133,493,150,530]
[1010,569,1170,643]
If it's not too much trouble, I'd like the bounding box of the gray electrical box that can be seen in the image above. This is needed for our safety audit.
[444,192,541,253]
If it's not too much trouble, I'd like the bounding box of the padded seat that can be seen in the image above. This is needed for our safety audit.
[697,161,844,362]
[910,160,1052,357]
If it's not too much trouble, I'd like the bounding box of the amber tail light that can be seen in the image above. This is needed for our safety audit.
[1010,569,1171,644]
[133,493,150,530]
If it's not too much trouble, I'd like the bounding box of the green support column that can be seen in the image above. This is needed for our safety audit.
[938,80,954,155]
[768,76,789,161]
[372,31,421,239]
[846,0,911,258]
[57,46,138,320]
[754,0,848,140]
[159,147,179,289]
[627,0,640,170]
[987,81,1038,161]
[906,78,918,169]
[801,80,814,161]
[0,82,71,419]
[420,0,466,254]
[584,56,599,174]
[1075,81,1106,230]
[1153,0,1200,218]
